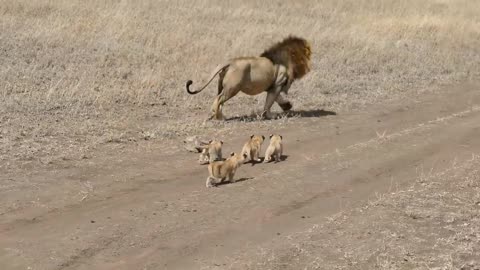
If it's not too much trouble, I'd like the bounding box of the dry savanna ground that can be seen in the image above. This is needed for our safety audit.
[1,0,480,269]
[1,0,479,165]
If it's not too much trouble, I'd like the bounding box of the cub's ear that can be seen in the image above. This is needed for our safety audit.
[269,134,273,139]
[243,153,248,159]
[250,134,254,139]
[262,135,265,140]
[280,135,283,140]
[230,152,235,157]
[220,140,224,145]
[208,140,213,144]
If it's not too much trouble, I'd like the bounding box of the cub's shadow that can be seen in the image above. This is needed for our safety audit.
[216,177,254,187]
[245,155,289,166]
[214,155,289,187]
[227,109,336,122]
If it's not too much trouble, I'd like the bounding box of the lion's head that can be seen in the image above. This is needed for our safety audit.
[260,36,312,80]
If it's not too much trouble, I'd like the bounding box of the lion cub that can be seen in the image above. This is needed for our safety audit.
[241,134,265,164]
[206,152,247,188]
[264,134,283,163]
[198,140,223,164]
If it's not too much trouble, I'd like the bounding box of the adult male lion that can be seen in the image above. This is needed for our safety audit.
[185,36,311,120]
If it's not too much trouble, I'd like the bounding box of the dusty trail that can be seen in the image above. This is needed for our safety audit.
[1,83,479,270]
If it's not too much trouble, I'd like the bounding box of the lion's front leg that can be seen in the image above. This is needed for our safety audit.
[262,90,279,119]
[275,93,292,112]
[262,68,290,119]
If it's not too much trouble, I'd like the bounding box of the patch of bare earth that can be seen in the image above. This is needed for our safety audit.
[227,156,480,270]
[1,84,479,270]
[1,1,480,270]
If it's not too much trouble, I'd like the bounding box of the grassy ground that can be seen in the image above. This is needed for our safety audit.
[230,155,480,270]
[1,0,479,166]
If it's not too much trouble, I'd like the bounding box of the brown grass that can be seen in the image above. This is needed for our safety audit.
[226,155,480,269]
[1,0,479,165]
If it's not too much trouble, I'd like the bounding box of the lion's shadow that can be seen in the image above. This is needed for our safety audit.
[227,109,336,122]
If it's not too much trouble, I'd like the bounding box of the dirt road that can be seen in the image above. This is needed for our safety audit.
[1,83,480,270]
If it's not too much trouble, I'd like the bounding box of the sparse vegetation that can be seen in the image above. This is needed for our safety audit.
[1,0,479,165]
[0,1,479,269]
[232,155,480,269]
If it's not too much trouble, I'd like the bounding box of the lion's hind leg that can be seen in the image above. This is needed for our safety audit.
[208,94,227,121]
[211,86,240,120]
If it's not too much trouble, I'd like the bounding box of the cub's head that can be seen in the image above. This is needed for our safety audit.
[269,134,283,143]
[208,140,223,152]
[229,152,248,164]
[250,134,265,144]
[208,139,223,146]
[198,148,210,164]
[206,139,223,162]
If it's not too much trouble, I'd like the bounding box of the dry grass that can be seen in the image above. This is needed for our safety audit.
[225,155,480,269]
[1,0,479,165]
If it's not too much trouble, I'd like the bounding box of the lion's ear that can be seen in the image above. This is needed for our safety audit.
[280,135,283,140]
[208,140,213,144]
[220,140,224,145]
[230,152,235,157]
[269,134,273,139]
[250,134,254,139]
[262,135,265,140]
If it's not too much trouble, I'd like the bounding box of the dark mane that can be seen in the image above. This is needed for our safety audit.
[260,36,312,79]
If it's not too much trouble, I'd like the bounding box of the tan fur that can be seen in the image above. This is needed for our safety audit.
[186,36,312,120]
[198,140,223,164]
[264,134,283,163]
[206,152,247,188]
[241,134,265,163]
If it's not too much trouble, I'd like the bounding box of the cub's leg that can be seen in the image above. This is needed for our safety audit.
[228,171,237,184]
[206,176,217,188]
[253,148,261,162]
[263,151,272,163]
[274,152,281,163]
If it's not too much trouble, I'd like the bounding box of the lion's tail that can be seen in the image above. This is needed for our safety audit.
[186,63,230,95]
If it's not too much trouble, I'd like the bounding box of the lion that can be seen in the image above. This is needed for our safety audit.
[206,152,247,188]
[186,36,311,120]
[198,140,223,164]
[241,134,265,164]
[264,134,283,163]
